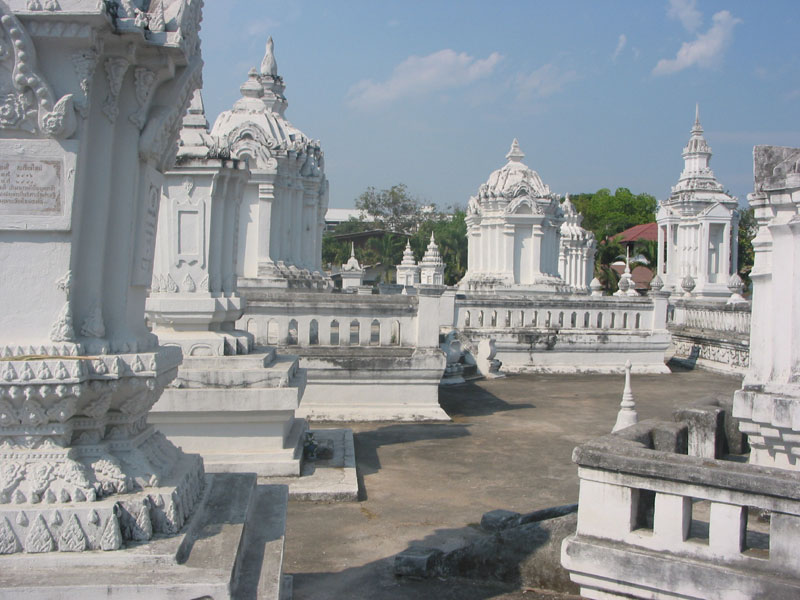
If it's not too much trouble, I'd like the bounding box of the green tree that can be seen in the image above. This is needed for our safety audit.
[570,188,657,240]
[737,206,757,291]
[363,233,406,282]
[355,184,429,233]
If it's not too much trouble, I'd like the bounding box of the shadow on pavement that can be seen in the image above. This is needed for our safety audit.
[439,380,535,419]
[353,423,472,498]
[291,516,578,600]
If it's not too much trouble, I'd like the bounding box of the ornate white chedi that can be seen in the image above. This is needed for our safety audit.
[558,195,597,292]
[396,239,421,289]
[461,139,571,293]
[146,90,252,356]
[420,233,445,286]
[341,243,365,290]
[0,0,205,556]
[211,37,329,289]
[656,106,739,298]
[146,92,308,477]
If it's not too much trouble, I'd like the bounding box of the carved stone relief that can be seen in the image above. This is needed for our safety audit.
[0,7,76,138]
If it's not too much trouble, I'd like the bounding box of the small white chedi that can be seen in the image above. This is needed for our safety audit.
[146,90,308,476]
[211,37,330,289]
[460,139,595,293]
[656,106,739,298]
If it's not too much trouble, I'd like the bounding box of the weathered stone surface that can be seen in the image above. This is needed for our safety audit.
[394,546,443,578]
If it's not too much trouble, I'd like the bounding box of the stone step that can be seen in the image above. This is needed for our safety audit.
[173,354,301,389]
[179,348,277,371]
[231,483,289,599]
[158,385,303,412]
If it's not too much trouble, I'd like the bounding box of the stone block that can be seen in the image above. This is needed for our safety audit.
[480,509,521,531]
[394,547,443,578]
[652,421,688,454]
[576,480,634,540]
[709,502,745,556]
[674,405,724,458]
[654,492,691,546]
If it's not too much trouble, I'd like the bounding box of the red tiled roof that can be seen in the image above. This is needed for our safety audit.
[615,222,658,243]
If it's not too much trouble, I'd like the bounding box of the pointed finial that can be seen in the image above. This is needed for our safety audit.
[612,360,638,432]
[506,138,525,162]
[187,89,205,114]
[430,232,436,244]
[261,36,278,77]
[350,242,356,258]
[691,103,703,134]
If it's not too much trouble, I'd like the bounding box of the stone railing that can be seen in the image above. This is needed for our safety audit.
[562,401,800,599]
[236,285,450,421]
[456,295,656,332]
[668,298,751,374]
[452,294,671,373]
[237,288,422,348]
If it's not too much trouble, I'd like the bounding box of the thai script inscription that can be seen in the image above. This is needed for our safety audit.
[0,158,62,216]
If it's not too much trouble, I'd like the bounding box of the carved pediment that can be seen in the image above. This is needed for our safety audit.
[698,201,733,219]
[0,7,76,138]
[506,195,541,216]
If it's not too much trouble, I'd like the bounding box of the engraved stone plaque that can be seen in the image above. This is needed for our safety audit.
[0,139,78,231]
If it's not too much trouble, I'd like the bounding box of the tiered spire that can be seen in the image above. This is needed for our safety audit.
[400,239,416,266]
[506,138,525,163]
[421,233,443,266]
[419,233,445,285]
[176,89,215,158]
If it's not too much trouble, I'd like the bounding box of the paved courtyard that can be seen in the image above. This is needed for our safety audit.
[283,368,742,599]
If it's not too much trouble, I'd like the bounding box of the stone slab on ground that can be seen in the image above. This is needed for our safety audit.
[266,428,358,502]
[0,475,289,600]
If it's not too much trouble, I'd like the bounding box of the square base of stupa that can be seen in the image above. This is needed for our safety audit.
[0,474,289,600]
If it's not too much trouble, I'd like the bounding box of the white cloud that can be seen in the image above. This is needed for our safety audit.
[345,49,503,110]
[245,18,280,37]
[514,64,577,100]
[667,0,702,32]
[653,10,741,76]
[612,34,627,61]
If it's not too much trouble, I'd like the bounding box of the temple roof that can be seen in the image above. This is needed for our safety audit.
[480,139,551,199]
[210,37,322,172]
[663,105,736,211]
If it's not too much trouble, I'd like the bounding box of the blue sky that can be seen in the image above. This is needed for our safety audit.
[200,1,800,210]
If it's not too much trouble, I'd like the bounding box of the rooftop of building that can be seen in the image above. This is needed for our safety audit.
[285,369,742,599]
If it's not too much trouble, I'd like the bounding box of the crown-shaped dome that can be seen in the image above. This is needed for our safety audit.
[210,37,323,173]
[479,139,551,200]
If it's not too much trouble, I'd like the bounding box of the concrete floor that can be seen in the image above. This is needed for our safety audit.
[284,367,742,600]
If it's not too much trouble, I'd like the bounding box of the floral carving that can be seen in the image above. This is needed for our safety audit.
[71,46,100,118]
[100,513,122,551]
[81,303,106,338]
[0,93,22,127]
[58,514,86,552]
[182,273,196,293]
[25,515,55,553]
[0,517,19,554]
[130,67,157,130]
[102,57,130,123]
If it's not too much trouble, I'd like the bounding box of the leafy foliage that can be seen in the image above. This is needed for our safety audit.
[737,206,757,289]
[355,184,428,234]
[569,188,657,241]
